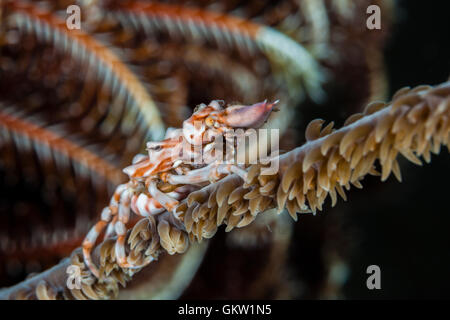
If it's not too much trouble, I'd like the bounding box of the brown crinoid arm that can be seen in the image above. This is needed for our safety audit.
[1,80,449,299]
[4,1,165,141]
[0,106,124,187]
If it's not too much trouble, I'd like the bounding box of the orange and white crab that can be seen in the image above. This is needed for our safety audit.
[82,100,278,278]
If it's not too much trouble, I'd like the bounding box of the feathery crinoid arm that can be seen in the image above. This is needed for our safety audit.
[1,80,448,300]
[106,0,325,134]
[5,1,165,141]
[0,103,124,188]
[108,0,325,100]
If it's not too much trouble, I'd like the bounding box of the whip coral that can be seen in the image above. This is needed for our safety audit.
[0,80,448,300]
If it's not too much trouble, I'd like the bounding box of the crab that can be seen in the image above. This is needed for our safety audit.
[82,100,278,278]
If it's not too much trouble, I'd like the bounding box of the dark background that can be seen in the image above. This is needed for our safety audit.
[334,0,449,299]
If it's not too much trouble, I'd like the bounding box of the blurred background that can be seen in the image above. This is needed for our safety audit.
[341,0,450,299]
[0,0,449,299]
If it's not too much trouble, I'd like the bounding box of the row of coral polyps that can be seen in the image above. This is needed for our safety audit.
[0,80,448,300]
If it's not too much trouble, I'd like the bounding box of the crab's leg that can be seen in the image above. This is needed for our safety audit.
[102,184,126,239]
[82,207,112,278]
[130,193,165,217]
[114,189,135,268]
[165,165,211,185]
[165,163,247,185]
[110,184,128,206]
[104,211,118,239]
[224,165,248,180]
[82,183,127,277]
[147,179,179,213]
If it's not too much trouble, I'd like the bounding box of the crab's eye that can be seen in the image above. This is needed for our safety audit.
[194,103,206,113]
[205,117,214,127]
[149,145,162,151]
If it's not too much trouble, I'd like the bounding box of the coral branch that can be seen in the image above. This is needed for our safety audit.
[181,81,450,232]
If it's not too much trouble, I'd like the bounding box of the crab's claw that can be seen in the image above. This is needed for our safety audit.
[219,100,279,128]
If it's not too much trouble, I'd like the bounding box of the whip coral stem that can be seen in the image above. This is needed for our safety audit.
[182,81,450,229]
[0,81,449,299]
